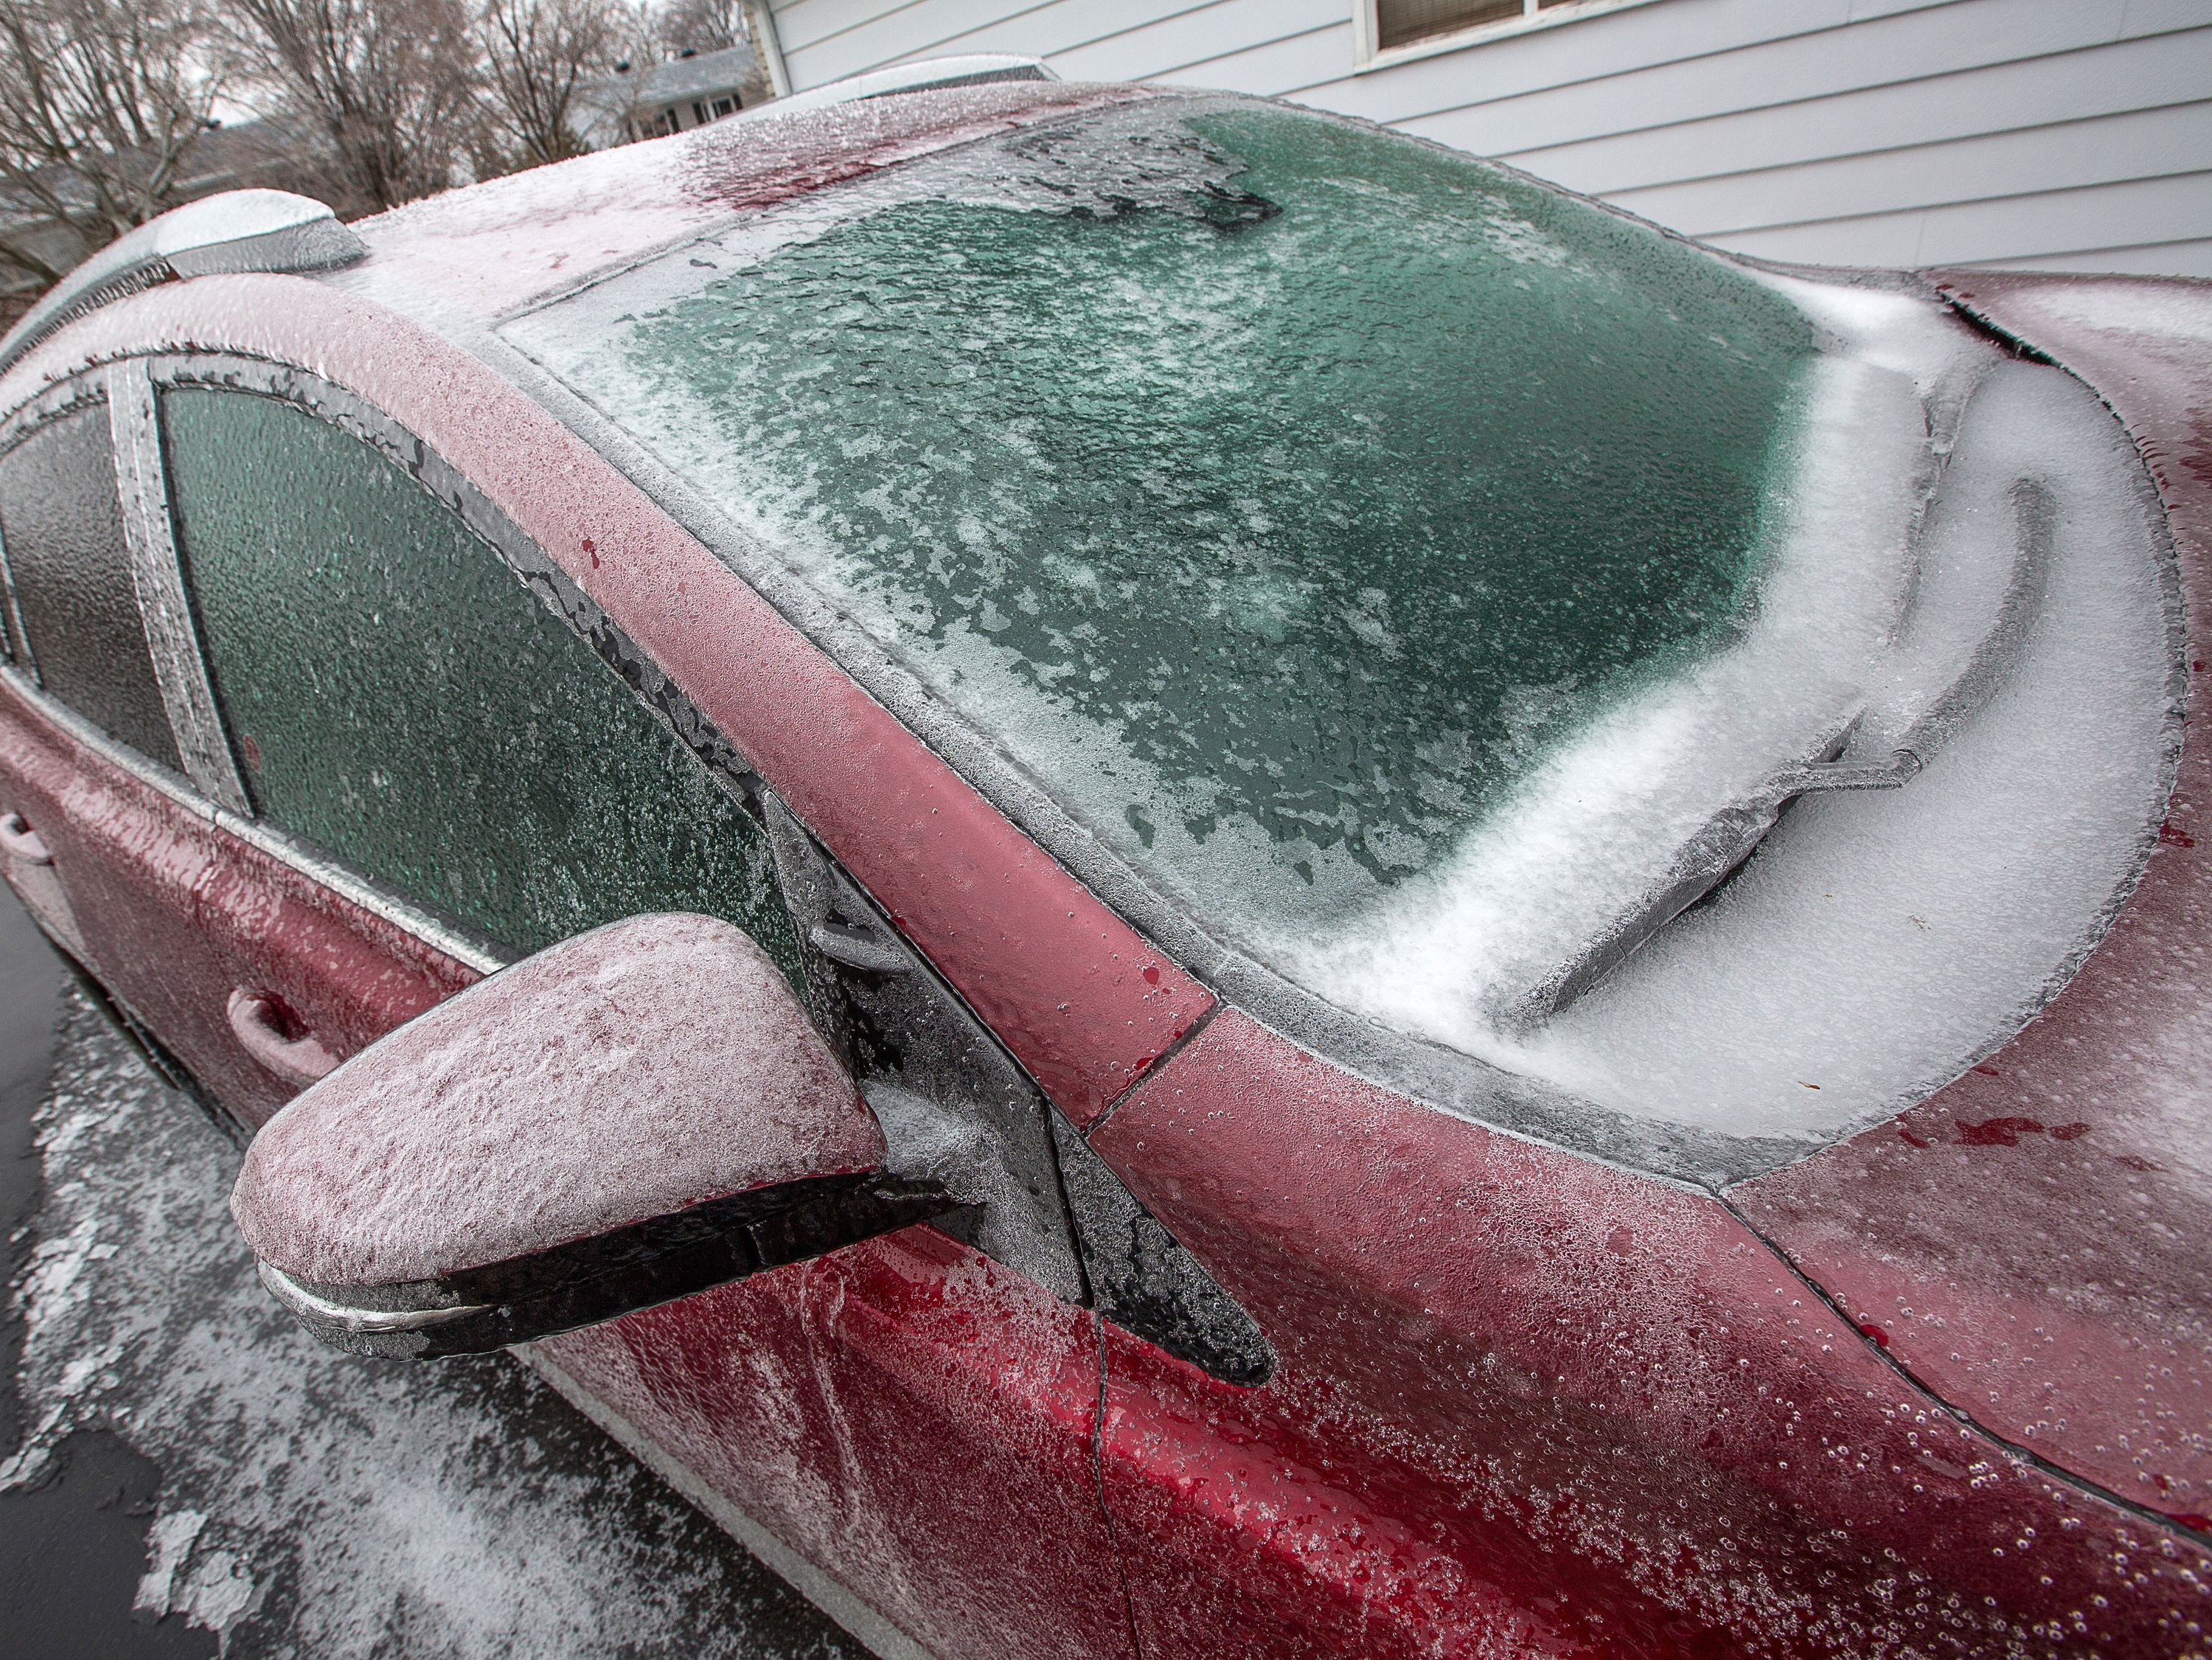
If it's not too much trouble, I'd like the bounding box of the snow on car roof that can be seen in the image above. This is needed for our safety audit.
[338,80,1152,321]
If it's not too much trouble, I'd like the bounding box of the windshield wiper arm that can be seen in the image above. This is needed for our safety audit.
[1781,477,2054,795]
[1526,479,2053,1022]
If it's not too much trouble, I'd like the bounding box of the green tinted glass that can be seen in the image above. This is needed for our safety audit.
[0,404,183,771]
[164,387,799,976]
[518,100,1813,960]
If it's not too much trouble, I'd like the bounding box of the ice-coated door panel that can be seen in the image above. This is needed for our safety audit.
[153,361,1135,1655]
[543,1232,1137,1660]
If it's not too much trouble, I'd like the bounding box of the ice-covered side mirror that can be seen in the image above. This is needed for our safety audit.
[231,914,953,1358]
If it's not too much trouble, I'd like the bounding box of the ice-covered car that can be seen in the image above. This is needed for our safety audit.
[1,63,2208,1659]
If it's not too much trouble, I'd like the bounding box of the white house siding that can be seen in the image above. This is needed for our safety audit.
[760,0,2212,277]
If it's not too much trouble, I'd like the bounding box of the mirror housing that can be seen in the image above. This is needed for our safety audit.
[231,914,953,1357]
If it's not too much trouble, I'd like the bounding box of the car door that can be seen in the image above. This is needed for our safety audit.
[0,364,284,1119]
[147,355,1141,1660]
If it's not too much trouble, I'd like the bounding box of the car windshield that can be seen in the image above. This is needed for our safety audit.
[518,101,1809,936]
[509,94,2177,1164]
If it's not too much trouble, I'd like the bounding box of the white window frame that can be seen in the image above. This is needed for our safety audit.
[1354,0,1663,72]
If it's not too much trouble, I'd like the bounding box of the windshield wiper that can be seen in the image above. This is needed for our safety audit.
[1527,477,2053,1021]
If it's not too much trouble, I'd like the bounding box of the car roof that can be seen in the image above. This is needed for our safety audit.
[331,80,1158,327]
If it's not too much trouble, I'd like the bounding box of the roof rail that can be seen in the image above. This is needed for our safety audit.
[0,190,364,381]
[763,55,1057,119]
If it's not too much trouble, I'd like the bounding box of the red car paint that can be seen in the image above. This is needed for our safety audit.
[548,1231,1138,1660]
[0,678,474,1128]
[1739,271,2212,1538]
[1093,1010,2203,1657]
[2,86,2210,1659]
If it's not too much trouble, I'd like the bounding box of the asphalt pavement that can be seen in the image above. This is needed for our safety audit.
[0,885,862,1659]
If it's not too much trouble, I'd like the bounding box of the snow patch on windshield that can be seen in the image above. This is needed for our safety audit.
[1295,307,1954,1033]
[1481,359,2174,1142]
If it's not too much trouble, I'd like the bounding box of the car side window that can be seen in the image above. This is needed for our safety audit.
[159,385,801,975]
[0,400,184,772]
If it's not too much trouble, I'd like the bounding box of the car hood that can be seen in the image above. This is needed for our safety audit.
[1734,269,2212,1531]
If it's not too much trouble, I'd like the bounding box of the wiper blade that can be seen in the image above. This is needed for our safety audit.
[1527,478,2053,1021]
[1786,476,2055,793]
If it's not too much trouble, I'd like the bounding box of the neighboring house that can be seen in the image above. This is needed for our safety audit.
[593,44,775,145]
[749,0,2212,277]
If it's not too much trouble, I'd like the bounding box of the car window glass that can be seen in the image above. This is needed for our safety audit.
[511,94,2179,1170]
[161,386,801,976]
[0,403,184,771]
[513,97,1812,987]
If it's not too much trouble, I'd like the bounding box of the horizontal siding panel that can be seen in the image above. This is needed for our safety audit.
[1602,101,2212,238]
[1434,27,2212,192]
[1972,238,2212,279]
[784,0,1226,83]
[774,0,924,58]
[1286,0,1861,123]
[1290,0,2211,119]
[917,0,1222,66]
[758,0,2212,273]
[1708,169,2212,268]
[1144,21,1354,94]
[1371,7,2203,173]
[1047,0,1340,86]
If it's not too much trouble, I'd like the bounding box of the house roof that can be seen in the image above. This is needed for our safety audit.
[619,44,762,109]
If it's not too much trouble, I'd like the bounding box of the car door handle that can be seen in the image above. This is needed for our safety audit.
[0,811,53,866]
[227,987,339,1088]
[808,920,912,974]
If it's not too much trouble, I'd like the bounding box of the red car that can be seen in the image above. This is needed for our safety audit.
[1,62,2208,1660]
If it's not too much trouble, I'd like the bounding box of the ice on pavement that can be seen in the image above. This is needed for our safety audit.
[3,999,857,1658]
[511,96,2178,1152]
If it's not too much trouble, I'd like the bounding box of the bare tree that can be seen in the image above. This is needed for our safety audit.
[0,0,223,300]
[224,0,477,214]
[653,0,748,56]
[473,0,630,172]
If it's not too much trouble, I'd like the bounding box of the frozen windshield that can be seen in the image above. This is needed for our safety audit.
[510,96,2177,1164]
[518,103,1810,940]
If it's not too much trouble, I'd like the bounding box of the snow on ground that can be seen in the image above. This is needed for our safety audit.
[3,994,859,1659]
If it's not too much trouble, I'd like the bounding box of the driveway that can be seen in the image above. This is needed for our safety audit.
[0,887,863,1659]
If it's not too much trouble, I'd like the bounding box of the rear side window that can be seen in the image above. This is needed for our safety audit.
[161,386,800,974]
[0,403,182,771]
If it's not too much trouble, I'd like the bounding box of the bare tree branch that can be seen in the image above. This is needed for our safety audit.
[473,0,628,173]
[223,0,476,213]
[653,0,746,57]
[0,0,223,299]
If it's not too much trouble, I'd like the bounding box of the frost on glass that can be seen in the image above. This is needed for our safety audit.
[513,99,2179,1154]
[528,107,1806,931]
[162,389,801,976]
[0,403,183,771]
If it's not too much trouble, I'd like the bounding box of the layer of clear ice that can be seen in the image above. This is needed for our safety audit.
[508,97,2178,1150]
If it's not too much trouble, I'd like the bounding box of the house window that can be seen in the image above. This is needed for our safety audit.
[1363,0,1655,63]
[692,100,708,124]
[712,97,735,117]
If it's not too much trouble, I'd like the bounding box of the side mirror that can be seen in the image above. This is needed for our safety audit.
[230,914,954,1358]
